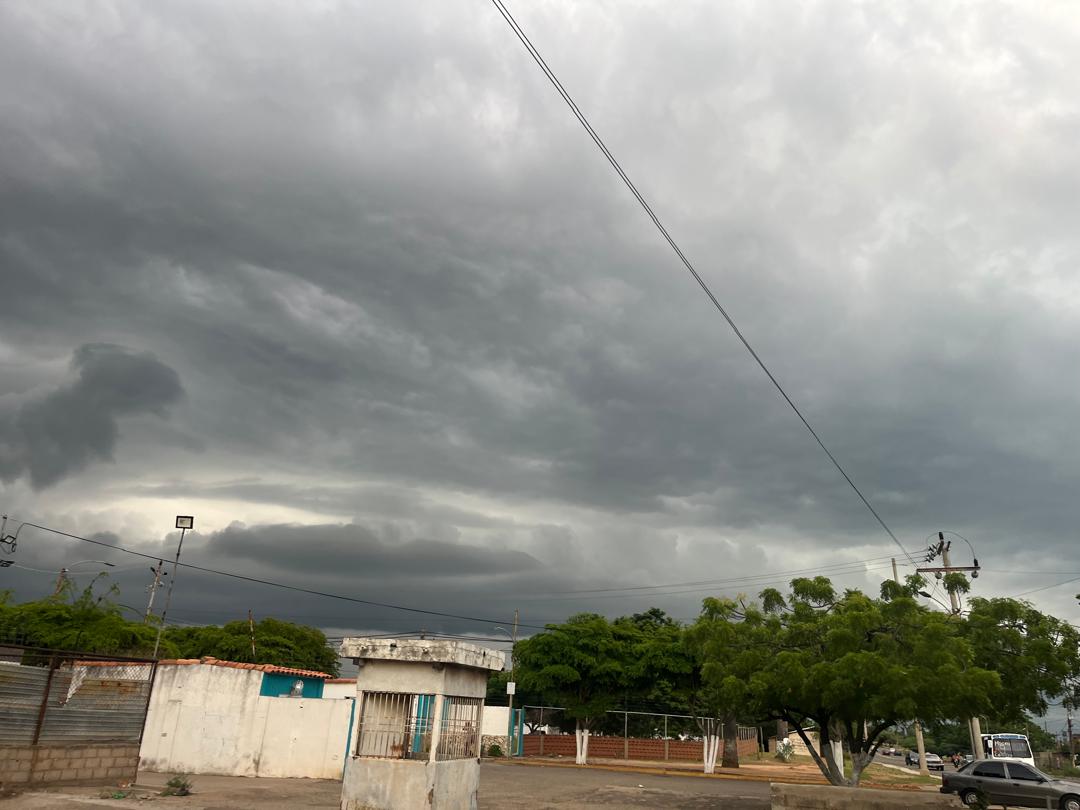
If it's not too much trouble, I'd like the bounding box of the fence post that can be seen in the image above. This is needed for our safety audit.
[664,715,669,761]
[623,711,629,760]
[539,707,544,756]
[31,655,58,745]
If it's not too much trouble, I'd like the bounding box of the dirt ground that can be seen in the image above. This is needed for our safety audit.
[3,762,771,809]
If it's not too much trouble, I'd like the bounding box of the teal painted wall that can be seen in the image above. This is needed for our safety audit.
[259,672,325,698]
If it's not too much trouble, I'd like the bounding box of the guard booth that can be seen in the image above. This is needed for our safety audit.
[339,638,504,810]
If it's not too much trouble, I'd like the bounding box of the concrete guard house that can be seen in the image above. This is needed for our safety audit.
[339,638,503,810]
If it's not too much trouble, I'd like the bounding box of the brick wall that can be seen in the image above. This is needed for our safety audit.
[521,734,757,761]
[0,743,139,787]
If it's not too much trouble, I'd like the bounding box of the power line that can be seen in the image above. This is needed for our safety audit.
[548,554,903,594]
[4,519,550,631]
[525,562,900,602]
[1008,575,1080,599]
[489,0,915,566]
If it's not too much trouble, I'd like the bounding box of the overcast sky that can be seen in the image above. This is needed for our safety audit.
[2,1,1080,684]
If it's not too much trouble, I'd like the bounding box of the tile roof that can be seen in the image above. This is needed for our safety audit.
[156,656,331,679]
[325,678,357,684]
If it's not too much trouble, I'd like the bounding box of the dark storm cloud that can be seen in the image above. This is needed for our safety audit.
[0,344,183,488]
[209,522,542,578]
[1,0,1080,630]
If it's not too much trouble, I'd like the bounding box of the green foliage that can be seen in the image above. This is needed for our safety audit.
[0,580,171,658]
[775,738,795,762]
[486,742,504,758]
[165,617,339,676]
[691,577,1000,786]
[515,613,635,729]
[963,597,1080,726]
[0,587,337,675]
[161,774,193,796]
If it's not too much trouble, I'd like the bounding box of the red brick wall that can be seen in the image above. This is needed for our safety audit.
[522,734,757,761]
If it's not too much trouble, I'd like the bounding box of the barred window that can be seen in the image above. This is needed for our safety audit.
[356,691,435,759]
[436,696,482,761]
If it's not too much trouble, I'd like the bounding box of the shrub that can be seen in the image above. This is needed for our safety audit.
[487,742,504,758]
[161,774,193,796]
[775,738,795,763]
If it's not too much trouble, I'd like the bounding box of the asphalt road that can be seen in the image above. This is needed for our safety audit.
[3,763,773,810]
[482,762,772,808]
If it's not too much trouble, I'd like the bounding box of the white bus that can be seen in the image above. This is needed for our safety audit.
[981,733,1035,767]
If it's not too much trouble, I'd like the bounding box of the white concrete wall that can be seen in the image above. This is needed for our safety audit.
[139,664,354,779]
[324,680,356,700]
[481,705,510,737]
[341,759,478,810]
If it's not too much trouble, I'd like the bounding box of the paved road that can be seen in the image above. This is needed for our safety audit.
[483,762,771,808]
[3,763,772,809]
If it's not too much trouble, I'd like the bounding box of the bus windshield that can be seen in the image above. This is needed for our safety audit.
[987,737,1032,760]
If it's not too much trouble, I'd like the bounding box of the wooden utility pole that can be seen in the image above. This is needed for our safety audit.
[248,609,257,658]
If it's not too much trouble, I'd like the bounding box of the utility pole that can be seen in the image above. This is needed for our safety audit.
[53,567,68,597]
[893,559,930,775]
[918,531,984,760]
[1069,709,1075,760]
[248,609,257,658]
[144,560,167,622]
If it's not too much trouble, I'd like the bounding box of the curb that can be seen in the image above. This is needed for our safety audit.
[487,757,824,785]
[488,757,938,791]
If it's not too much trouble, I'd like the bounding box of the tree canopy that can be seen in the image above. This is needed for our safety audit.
[0,584,339,675]
[166,617,340,676]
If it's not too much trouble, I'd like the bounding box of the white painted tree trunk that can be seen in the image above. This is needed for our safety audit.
[574,721,590,765]
[702,734,721,774]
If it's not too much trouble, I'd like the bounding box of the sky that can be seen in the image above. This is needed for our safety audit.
[2,0,1080,678]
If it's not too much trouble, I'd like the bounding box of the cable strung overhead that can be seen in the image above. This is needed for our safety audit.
[489,0,915,565]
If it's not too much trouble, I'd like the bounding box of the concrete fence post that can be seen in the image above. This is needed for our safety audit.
[623,712,629,760]
[428,694,445,764]
[664,715,669,761]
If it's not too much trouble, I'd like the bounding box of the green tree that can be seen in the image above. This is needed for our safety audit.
[515,613,634,764]
[0,579,174,658]
[694,576,1000,787]
[963,596,1080,729]
[686,602,754,772]
[165,617,339,676]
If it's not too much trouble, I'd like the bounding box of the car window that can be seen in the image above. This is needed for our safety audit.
[973,762,1007,779]
[1006,764,1043,782]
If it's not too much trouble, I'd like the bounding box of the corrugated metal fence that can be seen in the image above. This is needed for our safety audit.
[0,645,156,745]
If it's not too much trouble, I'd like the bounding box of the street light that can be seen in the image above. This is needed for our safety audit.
[54,560,114,595]
[153,515,194,658]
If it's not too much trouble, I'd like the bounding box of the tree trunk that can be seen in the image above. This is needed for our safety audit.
[849,750,872,787]
[819,724,847,786]
[574,719,590,765]
[721,715,740,769]
[775,719,788,752]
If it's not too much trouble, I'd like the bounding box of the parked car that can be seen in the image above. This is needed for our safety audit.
[942,760,1080,809]
[905,751,945,770]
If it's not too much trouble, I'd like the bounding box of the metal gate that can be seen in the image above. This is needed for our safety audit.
[0,644,157,785]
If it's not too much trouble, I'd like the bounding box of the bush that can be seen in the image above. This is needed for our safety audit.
[161,774,193,797]
[775,738,795,763]
[487,742,504,758]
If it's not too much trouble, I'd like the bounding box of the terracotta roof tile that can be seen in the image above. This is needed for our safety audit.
[156,656,331,679]
[325,678,356,684]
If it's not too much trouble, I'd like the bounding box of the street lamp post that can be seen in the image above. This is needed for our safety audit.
[153,516,194,658]
[53,560,115,596]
